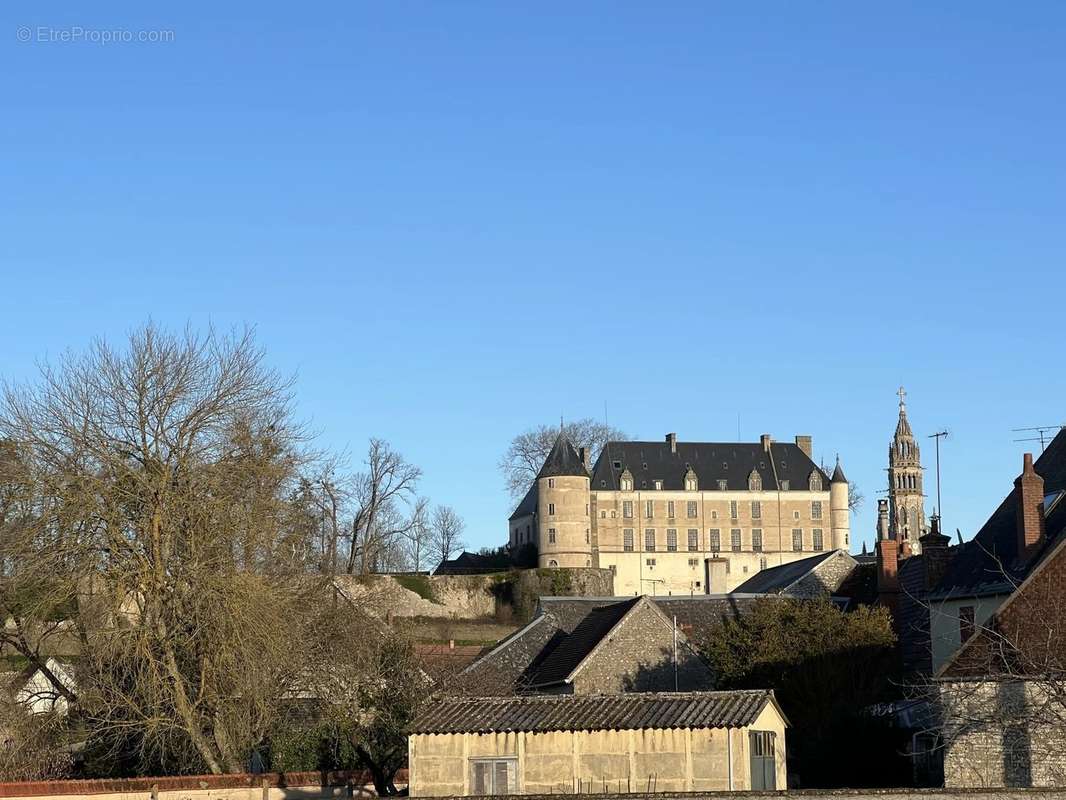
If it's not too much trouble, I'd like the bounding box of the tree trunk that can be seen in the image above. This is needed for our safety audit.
[356,745,398,796]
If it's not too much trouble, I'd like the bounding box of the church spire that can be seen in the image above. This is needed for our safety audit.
[887,386,926,553]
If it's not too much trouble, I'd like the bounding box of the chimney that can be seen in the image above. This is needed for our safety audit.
[920,515,952,591]
[760,433,772,452]
[877,499,890,541]
[795,435,813,457]
[666,433,677,454]
[578,447,590,469]
[876,537,900,616]
[1015,452,1046,562]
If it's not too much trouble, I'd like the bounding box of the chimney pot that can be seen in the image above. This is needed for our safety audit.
[666,433,677,454]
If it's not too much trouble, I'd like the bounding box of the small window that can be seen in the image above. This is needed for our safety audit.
[548,528,557,543]
[548,559,558,567]
[654,480,663,491]
[752,528,763,552]
[792,528,803,551]
[687,500,698,518]
[645,500,654,518]
[812,528,823,551]
[960,606,975,642]
[759,557,767,570]
[601,480,607,487]
[623,528,634,552]
[548,503,555,516]
[667,500,675,518]
[731,528,742,552]
[585,529,590,544]
[687,529,698,551]
[688,558,699,567]
[711,509,718,520]
[667,529,678,551]
[548,478,555,489]
[717,479,728,491]
[811,501,823,520]
[623,501,634,519]
[793,510,800,521]
[645,529,656,551]
[751,501,761,519]
[612,460,622,470]
[709,529,721,551]
[585,503,589,516]
[471,758,517,795]
[646,558,656,567]
[730,500,739,520]
[600,510,606,518]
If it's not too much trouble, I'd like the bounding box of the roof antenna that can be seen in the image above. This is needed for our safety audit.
[1012,425,1065,453]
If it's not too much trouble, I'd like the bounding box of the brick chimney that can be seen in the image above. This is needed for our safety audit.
[919,514,952,591]
[666,433,677,454]
[876,537,900,615]
[1015,452,1046,563]
[760,433,772,452]
[794,435,813,457]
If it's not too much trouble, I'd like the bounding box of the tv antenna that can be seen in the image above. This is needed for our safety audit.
[928,430,949,521]
[1012,425,1065,453]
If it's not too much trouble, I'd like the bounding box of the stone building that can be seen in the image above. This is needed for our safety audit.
[509,431,850,594]
[888,387,928,554]
[407,690,788,795]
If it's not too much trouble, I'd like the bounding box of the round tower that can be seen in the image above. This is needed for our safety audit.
[536,434,592,568]
[830,457,850,551]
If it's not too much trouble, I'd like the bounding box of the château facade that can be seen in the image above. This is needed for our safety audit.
[508,431,850,594]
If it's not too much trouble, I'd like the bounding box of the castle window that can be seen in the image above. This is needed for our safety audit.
[654,480,663,491]
[811,501,823,520]
[760,557,768,570]
[730,501,739,520]
[586,504,589,516]
[792,529,803,551]
[548,529,556,543]
[688,558,699,567]
[748,470,763,491]
[730,529,742,552]
[600,510,606,518]
[548,503,555,516]
[645,529,656,551]
[709,529,721,551]
[601,480,606,487]
[548,560,558,567]
[781,480,790,490]
[585,529,590,543]
[751,501,761,519]
[667,529,677,551]
[687,501,698,518]
[620,474,633,492]
[752,528,763,552]
[808,472,822,492]
[813,528,823,551]
[623,501,633,519]
[646,558,656,568]
[711,510,718,520]
[623,529,634,551]
[645,500,654,518]
[685,471,698,491]
[613,460,622,470]
[793,510,800,520]
[717,479,728,491]
[548,478,555,488]
[667,501,675,518]
[687,529,698,551]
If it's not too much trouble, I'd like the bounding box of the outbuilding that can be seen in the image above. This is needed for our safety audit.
[408,690,788,796]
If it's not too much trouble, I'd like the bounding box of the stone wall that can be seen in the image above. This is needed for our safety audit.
[428,791,1066,799]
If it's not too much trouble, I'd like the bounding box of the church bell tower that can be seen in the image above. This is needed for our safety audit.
[888,386,926,555]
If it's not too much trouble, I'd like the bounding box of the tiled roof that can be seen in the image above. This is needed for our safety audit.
[590,440,827,492]
[731,551,839,595]
[410,690,779,734]
[537,435,590,480]
[931,430,1066,600]
[508,484,538,520]
[529,598,640,687]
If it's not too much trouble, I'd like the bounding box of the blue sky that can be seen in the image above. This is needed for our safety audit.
[2,2,1064,554]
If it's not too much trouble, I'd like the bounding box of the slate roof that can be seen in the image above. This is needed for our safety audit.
[529,597,640,687]
[930,430,1066,601]
[731,551,839,595]
[831,460,847,484]
[589,440,828,492]
[537,435,590,479]
[508,484,538,520]
[410,690,781,734]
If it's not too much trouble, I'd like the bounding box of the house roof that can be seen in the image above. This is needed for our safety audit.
[930,430,1066,601]
[731,550,840,595]
[537,435,589,480]
[589,440,827,492]
[410,690,782,734]
[508,484,538,521]
[529,597,641,687]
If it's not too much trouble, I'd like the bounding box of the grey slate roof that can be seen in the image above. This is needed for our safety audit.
[537,435,590,480]
[931,429,1066,600]
[590,440,827,492]
[508,484,538,521]
[410,690,780,734]
[731,551,838,595]
[529,598,640,687]
[831,460,847,484]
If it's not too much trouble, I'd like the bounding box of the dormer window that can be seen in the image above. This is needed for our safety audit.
[684,468,698,492]
[620,469,634,492]
[748,469,763,491]
[654,480,663,491]
[808,471,823,492]
[717,479,728,491]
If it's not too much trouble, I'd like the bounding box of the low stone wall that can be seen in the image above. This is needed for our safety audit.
[0,769,407,799]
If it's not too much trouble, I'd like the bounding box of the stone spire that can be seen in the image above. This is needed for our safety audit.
[887,386,926,554]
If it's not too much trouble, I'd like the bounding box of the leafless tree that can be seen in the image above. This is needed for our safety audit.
[499,419,628,499]
[397,496,431,572]
[346,439,422,574]
[429,505,465,568]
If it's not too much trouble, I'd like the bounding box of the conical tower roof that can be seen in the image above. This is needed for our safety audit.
[831,457,848,484]
[537,434,589,479]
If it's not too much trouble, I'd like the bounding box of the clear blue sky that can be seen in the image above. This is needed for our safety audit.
[2,2,1064,555]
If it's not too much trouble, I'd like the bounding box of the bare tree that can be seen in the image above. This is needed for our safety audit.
[346,439,421,574]
[0,323,339,775]
[499,419,628,499]
[429,505,465,567]
[398,496,431,572]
